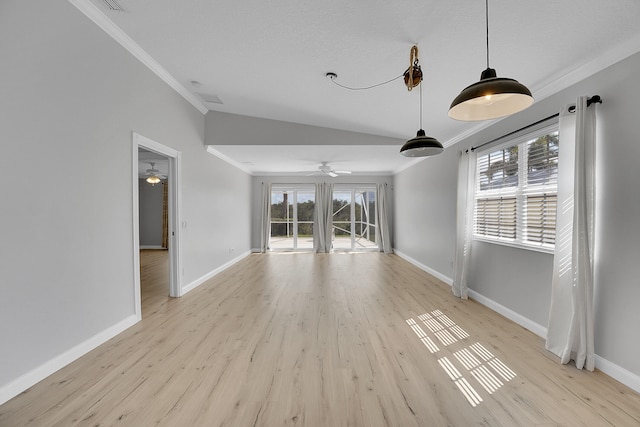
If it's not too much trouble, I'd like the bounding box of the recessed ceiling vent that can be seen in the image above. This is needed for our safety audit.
[101,0,125,12]
[198,93,224,105]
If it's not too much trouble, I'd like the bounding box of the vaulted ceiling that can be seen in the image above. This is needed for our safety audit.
[78,0,640,175]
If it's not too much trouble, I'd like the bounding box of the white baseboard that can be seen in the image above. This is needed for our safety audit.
[251,248,262,253]
[393,249,453,286]
[466,289,549,339]
[139,245,165,250]
[181,250,252,295]
[595,355,640,394]
[0,314,139,406]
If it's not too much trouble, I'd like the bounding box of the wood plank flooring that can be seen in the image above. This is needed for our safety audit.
[1,251,639,426]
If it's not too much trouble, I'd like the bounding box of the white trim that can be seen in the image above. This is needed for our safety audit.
[132,142,142,319]
[393,250,453,286]
[594,355,640,394]
[181,251,252,295]
[393,157,427,175]
[205,146,253,174]
[466,289,548,339]
[0,315,138,406]
[68,0,208,115]
[533,32,640,103]
[139,245,165,250]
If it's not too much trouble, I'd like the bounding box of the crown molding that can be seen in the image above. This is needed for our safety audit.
[68,0,208,115]
[205,146,253,175]
[532,32,640,103]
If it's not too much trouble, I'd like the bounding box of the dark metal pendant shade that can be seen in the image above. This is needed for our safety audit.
[448,68,534,121]
[400,129,444,157]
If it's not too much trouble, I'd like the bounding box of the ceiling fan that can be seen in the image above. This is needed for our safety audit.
[145,162,166,185]
[308,162,352,178]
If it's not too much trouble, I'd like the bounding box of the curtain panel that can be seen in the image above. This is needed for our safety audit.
[376,183,392,253]
[161,182,169,249]
[452,150,476,299]
[546,96,597,371]
[260,182,272,253]
[313,182,333,253]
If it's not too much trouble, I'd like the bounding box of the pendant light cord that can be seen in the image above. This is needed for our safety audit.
[485,0,490,69]
[328,73,404,91]
[419,80,423,129]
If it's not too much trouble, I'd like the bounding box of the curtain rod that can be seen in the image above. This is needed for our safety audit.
[469,95,602,153]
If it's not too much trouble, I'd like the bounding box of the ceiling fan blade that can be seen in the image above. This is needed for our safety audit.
[327,172,338,178]
[334,170,352,174]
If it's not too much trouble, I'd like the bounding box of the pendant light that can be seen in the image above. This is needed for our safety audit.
[400,46,443,157]
[448,0,533,121]
[400,61,443,157]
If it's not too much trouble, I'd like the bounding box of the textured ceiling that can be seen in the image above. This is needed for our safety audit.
[82,0,640,174]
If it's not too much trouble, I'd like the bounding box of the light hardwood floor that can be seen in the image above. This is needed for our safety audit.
[1,251,639,426]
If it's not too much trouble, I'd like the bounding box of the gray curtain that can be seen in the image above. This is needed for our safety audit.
[260,181,271,253]
[376,183,392,253]
[313,182,333,253]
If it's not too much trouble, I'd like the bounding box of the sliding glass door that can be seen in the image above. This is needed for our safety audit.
[270,187,315,251]
[332,187,377,250]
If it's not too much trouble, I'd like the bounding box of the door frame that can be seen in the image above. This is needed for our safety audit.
[132,132,182,319]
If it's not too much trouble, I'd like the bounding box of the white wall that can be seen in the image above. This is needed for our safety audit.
[205,111,402,146]
[394,50,640,384]
[0,0,251,403]
[394,147,459,280]
[251,175,394,251]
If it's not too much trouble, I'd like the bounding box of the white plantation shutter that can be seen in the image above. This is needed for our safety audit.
[525,194,557,245]
[474,126,559,252]
[475,197,517,240]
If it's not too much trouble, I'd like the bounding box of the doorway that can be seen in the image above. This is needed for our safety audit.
[132,133,182,319]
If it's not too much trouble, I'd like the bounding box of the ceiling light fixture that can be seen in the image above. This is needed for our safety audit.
[400,46,444,157]
[145,162,162,186]
[448,0,534,121]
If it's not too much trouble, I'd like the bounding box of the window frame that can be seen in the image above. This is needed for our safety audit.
[473,123,559,254]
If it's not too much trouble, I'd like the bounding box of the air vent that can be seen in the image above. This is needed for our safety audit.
[198,93,223,105]
[101,0,125,12]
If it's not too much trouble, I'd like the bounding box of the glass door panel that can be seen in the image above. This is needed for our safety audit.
[333,188,378,250]
[270,188,314,251]
[270,190,294,250]
[332,191,352,250]
[296,191,315,249]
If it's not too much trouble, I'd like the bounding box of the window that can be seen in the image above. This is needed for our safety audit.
[474,125,559,252]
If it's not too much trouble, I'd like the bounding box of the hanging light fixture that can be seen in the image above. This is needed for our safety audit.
[448,0,533,121]
[400,46,443,157]
[146,175,161,185]
[145,162,162,186]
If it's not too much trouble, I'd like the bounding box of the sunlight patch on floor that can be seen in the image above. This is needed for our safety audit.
[406,310,517,407]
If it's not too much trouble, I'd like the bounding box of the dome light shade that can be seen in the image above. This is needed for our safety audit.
[146,175,161,185]
[448,67,534,121]
[400,129,444,157]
